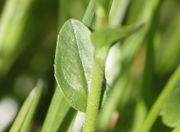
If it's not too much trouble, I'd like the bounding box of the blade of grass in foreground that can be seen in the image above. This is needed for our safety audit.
[10,80,43,132]
[139,65,180,132]
[161,85,180,128]
[58,107,77,131]
[41,87,71,132]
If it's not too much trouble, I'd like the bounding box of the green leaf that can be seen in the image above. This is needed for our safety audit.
[161,85,180,128]
[41,87,71,132]
[91,24,144,50]
[55,19,94,112]
[91,24,144,69]
[10,80,43,132]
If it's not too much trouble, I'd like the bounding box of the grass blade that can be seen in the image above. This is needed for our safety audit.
[109,0,130,26]
[82,0,96,28]
[139,65,180,132]
[161,85,180,128]
[41,87,71,132]
[0,0,34,76]
[10,80,43,132]
[58,108,77,131]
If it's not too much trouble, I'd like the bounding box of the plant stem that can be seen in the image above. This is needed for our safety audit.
[139,65,180,132]
[83,1,112,131]
[83,64,103,132]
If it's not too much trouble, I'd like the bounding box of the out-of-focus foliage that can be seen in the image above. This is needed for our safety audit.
[161,84,180,128]
[10,81,43,132]
[0,0,179,131]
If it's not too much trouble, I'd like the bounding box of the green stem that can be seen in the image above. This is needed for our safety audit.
[139,65,180,132]
[83,64,103,132]
[83,1,112,131]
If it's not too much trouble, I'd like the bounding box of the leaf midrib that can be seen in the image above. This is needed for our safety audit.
[70,20,89,96]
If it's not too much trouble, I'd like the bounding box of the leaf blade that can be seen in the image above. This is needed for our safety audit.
[91,24,144,50]
[42,87,73,132]
[10,80,43,132]
[55,19,94,112]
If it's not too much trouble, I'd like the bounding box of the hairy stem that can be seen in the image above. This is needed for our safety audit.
[83,64,103,132]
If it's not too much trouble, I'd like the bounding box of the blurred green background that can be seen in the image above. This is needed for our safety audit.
[0,0,179,131]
